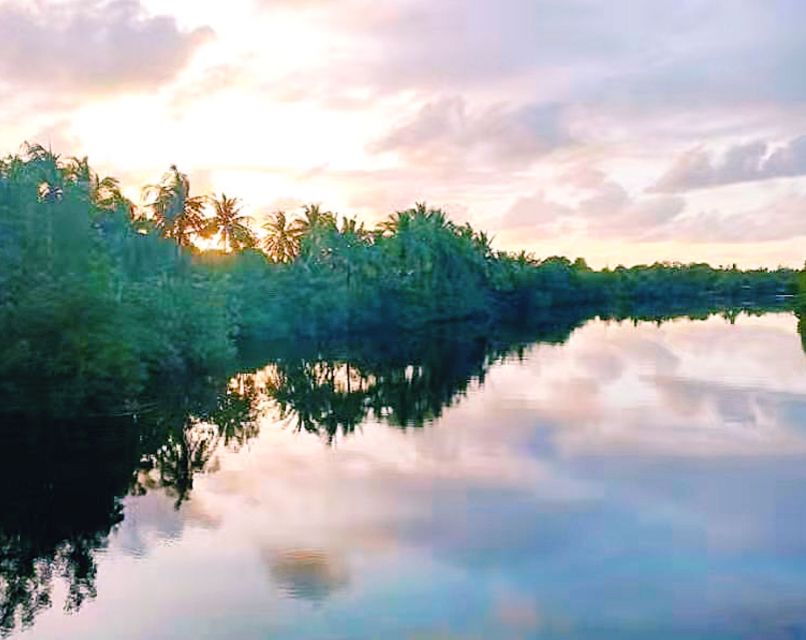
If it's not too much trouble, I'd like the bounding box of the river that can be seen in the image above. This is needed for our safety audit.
[4,311,806,639]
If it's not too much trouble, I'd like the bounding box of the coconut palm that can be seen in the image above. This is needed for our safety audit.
[376,210,410,237]
[142,165,206,247]
[290,203,336,238]
[376,202,435,237]
[65,156,131,214]
[205,193,256,252]
[262,210,300,263]
[338,215,369,239]
[474,231,493,258]
[24,143,64,202]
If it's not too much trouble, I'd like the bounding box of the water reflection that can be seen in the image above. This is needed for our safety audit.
[0,376,260,636]
[132,378,261,508]
[1,303,804,638]
[256,324,527,441]
[247,304,780,442]
[265,549,349,602]
[0,419,127,635]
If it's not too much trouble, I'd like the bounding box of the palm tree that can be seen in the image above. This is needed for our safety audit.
[339,215,368,239]
[24,143,64,202]
[474,231,493,258]
[262,210,300,263]
[333,216,373,291]
[290,203,336,238]
[142,165,205,247]
[65,156,132,215]
[205,193,256,252]
[376,203,434,237]
[376,211,408,237]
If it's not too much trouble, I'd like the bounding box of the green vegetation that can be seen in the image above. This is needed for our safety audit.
[0,145,799,415]
[796,271,806,352]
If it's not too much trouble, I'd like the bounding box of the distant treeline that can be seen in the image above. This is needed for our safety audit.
[0,145,799,413]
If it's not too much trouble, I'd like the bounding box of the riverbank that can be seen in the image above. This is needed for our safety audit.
[0,147,800,416]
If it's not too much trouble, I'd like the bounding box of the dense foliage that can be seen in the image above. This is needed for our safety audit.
[0,147,235,414]
[0,146,799,414]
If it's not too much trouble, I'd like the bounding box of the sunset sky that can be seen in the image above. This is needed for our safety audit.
[2,0,805,267]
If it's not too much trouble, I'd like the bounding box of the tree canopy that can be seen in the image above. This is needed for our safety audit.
[0,145,799,417]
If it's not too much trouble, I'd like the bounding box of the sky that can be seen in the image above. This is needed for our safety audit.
[1,0,805,267]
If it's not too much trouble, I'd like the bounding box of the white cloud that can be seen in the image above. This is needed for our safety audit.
[0,0,213,93]
[649,193,806,243]
[370,97,573,168]
[503,180,685,240]
[653,136,806,192]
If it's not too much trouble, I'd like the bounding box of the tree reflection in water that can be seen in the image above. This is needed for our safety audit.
[259,323,538,443]
[0,374,260,636]
[0,303,798,636]
[131,376,261,508]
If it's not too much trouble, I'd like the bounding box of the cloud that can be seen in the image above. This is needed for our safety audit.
[371,97,572,167]
[355,1,678,92]
[255,0,335,8]
[503,192,574,230]
[584,184,686,237]
[505,174,806,245]
[649,193,806,243]
[503,180,685,239]
[309,0,806,114]
[0,0,213,93]
[653,136,806,192]
[28,119,83,154]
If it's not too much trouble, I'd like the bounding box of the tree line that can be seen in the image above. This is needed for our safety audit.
[0,144,799,415]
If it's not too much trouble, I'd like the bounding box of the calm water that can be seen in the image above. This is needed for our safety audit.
[4,312,806,639]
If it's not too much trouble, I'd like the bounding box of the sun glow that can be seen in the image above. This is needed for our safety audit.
[4,0,805,267]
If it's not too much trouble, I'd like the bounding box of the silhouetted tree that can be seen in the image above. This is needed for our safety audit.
[142,165,205,247]
[261,210,300,263]
[205,193,256,252]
